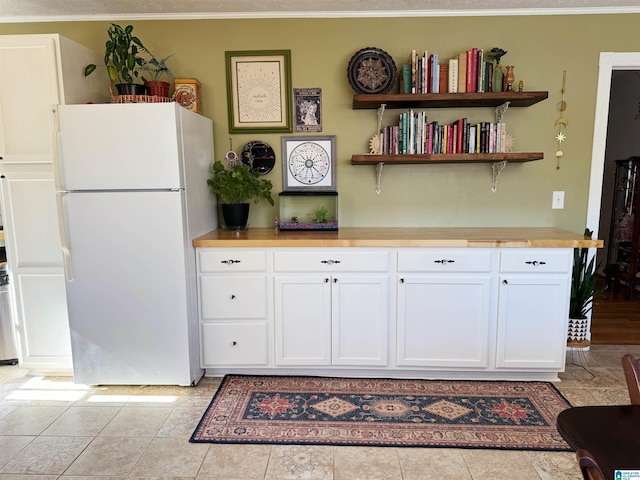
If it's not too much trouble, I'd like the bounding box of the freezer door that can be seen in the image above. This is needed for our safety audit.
[57,103,184,190]
[61,190,197,385]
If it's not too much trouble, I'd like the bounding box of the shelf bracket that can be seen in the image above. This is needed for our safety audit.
[491,160,508,193]
[376,162,384,194]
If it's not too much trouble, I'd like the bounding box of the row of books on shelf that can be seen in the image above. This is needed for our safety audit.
[401,48,505,95]
[380,111,508,155]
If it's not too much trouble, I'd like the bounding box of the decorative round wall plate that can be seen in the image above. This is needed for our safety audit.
[347,47,397,94]
[240,141,276,175]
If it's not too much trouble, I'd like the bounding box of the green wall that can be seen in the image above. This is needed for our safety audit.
[3,15,639,231]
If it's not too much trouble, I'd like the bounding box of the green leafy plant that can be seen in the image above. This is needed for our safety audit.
[84,23,146,84]
[486,47,508,64]
[140,49,175,82]
[569,228,606,318]
[312,205,329,224]
[207,160,274,206]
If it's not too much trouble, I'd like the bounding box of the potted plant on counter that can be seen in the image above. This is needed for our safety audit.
[207,160,274,230]
[84,23,147,96]
[567,228,606,347]
[140,49,174,98]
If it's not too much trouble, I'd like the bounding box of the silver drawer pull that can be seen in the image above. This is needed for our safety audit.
[525,261,547,266]
[321,260,341,265]
[221,259,241,264]
[434,259,455,264]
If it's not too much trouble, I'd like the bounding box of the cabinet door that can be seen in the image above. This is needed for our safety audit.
[332,275,389,366]
[0,36,61,164]
[397,275,491,368]
[274,275,331,365]
[0,171,71,368]
[496,275,569,369]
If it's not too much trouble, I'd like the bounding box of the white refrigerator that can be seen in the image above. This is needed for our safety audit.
[54,103,216,386]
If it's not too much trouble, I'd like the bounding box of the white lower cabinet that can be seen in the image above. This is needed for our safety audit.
[198,249,270,367]
[397,249,493,368]
[197,246,572,380]
[397,275,492,368]
[273,249,391,367]
[495,250,571,370]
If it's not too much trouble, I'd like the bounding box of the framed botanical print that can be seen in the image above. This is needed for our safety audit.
[281,135,336,192]
[225,50,292,133]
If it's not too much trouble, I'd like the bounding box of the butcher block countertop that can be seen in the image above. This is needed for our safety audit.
[193,227,604,248]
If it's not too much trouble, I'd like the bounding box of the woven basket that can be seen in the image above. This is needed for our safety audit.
[110,94,173,104]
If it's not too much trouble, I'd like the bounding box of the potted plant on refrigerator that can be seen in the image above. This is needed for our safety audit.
[84,23,147,96]
[567,228,606,347]
[140,49,175,98]
[207,160,274,230]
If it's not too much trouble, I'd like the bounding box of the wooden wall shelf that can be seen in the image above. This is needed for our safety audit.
[351,152,544,165]
[352,91,548,109]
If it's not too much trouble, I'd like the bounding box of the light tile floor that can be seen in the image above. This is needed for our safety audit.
[0,344,638,480]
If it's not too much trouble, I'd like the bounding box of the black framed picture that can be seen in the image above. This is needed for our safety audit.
[294,88,322,133]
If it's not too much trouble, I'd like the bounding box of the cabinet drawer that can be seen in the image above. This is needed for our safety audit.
[201,322,267,366]
[500,250,571,273]
[273,249,390,272]
[199,249,266,272]
[397,250,492,272]
[200,276,267,319]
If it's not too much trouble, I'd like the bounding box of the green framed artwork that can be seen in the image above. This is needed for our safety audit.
[225,50,293,133]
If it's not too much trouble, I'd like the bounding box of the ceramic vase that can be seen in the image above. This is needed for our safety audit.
[503,66,515,92]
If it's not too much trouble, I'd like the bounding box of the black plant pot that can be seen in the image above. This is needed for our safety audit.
[115,83,148,96]
[221,203,250,230]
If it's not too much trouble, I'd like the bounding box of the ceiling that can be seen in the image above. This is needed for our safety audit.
[2,0,640,22]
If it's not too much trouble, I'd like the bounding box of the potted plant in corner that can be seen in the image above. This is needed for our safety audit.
[568,228,606,347]
[140,49,175,98]
[84,23,147,96]
[207,160,274,230]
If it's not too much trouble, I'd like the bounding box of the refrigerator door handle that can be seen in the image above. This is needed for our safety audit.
[55,191,73,281]
[50,105,65,192]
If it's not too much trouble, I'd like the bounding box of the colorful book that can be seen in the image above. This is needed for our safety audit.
[448,58,458,93]
[401,64,411,94]
[439,63,448,93]
[469,47,478,92]
[432,54,439,93]
[457,50,467,93]
[411,50,417,94]
[477,49,484,93]
[465,49,474,93]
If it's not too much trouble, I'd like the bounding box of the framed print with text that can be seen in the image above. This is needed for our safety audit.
[294,88,322,132]
[225,50,292,133]
[281,135,336,192]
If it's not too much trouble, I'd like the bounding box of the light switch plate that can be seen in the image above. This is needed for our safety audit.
[552,191,565,209]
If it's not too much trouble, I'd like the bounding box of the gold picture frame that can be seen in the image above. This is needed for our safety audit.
[225,50,292,133]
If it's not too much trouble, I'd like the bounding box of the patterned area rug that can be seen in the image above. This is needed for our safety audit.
[190,375,572,451]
